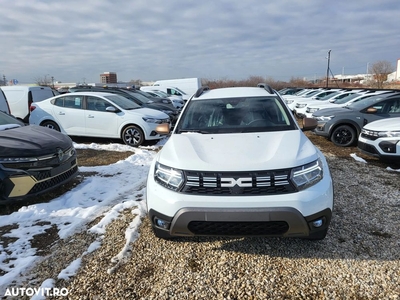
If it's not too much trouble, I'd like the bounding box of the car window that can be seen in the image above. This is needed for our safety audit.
[177,96,296,134]
[387,98,400,113]
[53,96,83,109]
[86,96,110,112]
[104,94,141,109]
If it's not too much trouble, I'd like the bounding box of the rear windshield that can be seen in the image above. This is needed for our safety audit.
[175,96,297,134]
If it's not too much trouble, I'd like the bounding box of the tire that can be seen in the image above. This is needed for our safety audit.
[330,125,356,147]
[41,120,60,131]
[122,125,144,147]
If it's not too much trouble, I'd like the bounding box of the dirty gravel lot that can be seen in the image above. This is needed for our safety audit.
[2,134,400,299]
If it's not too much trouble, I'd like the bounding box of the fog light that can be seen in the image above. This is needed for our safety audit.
[312,219,323,228]
[154,217,170,229]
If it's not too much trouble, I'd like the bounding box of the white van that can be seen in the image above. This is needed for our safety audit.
[140,86,190,101]
[0,89,11,114]
[0,86,56,123]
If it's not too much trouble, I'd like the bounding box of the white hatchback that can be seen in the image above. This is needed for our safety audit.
[29,92,170,147]
[147,85,334,240]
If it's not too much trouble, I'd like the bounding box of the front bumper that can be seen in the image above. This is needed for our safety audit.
[149,206,332,238]
[358,135,400,160]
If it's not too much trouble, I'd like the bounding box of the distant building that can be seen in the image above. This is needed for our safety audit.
[100,72,117,84]
[387,58,400,82]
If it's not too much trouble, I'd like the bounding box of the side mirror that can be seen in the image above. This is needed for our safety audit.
[366,107,377,114]
[106,106,119,113]
[155,123,170,135]
[302,117,318,131]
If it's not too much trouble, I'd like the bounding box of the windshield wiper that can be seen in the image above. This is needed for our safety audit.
[178,129,210,134]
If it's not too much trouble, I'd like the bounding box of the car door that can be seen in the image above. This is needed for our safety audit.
[52,95,86,135]
[84,96,119,138]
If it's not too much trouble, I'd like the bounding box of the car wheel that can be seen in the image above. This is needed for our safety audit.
[41,121,60,131]
[330,125,356,147]
[122,125,144,147]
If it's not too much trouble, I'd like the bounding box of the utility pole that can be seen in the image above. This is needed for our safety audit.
[326,50,331,88]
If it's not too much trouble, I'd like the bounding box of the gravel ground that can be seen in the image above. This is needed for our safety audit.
[1,130,399,300]
[8,152,398,300]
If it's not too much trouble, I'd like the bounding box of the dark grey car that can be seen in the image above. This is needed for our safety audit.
[312,92,400,147]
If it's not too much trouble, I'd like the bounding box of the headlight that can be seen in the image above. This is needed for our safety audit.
[377,131,400,138]
[285,99,294,104]
[154,162,184,191]
[307,108,319,113]
[143,117,167,124]
[296,103,307,108]
[313,115,335,121]
[291,159,323,190]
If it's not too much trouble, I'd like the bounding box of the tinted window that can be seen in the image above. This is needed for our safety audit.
[53,96,83,109]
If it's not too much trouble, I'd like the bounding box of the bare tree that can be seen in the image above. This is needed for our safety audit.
[34,75,52,86]
[370,60,394,88]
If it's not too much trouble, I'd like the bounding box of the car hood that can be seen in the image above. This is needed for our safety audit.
[157,130,319,171]
[363,117,400,131]
[126,107,170,119]
[0,125,72,157]
[312,106,355,116]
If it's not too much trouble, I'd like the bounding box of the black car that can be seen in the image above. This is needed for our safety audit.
[0,111,78,203]
[70,87,180,124]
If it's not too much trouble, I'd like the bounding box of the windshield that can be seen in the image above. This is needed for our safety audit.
[153,90,169,97]
[123,90,151,104]
[0,111,24,130]
[176,96,296,134]
[104,94,141,109]
[333,93,362,104]
[317,91,341,100]
[347,95,390,110]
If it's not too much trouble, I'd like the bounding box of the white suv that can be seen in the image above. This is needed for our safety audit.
[147,85,334,240]
[358,117,400,161]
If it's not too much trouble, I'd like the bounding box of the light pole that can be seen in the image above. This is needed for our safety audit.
[326,50,331,88]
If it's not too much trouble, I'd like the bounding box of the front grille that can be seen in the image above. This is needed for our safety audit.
[181,170,296,195]
[357,141,378,155]
[28,165,78,195]
[1,147,76,170]
[188,221,289,236]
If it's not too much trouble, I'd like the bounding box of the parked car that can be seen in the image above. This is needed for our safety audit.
[312,93,400,147]
[304,90,396,118]
[143,90,185,109]
[358,117,400,162]
[70,87,180,125]
[0,111,78,203]
[294,90,359,118]
[0,86,57,123]
[146,85,333,240]
[29,92,170,147]
[0,89,11,114]
[140,85,190,101]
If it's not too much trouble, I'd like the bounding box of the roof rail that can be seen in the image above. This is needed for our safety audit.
[257,83,274,94]
[194,86,210,98]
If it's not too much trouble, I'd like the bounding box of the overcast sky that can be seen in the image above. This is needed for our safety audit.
[1,0,399,84]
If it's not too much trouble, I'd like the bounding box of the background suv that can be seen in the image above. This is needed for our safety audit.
[312,92,400,147]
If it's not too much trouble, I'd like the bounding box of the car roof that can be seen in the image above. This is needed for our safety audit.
[192,86,276,100]
[57,91,118,97]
